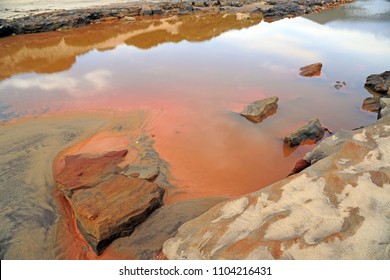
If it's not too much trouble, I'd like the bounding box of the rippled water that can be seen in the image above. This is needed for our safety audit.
[0,0,390,259]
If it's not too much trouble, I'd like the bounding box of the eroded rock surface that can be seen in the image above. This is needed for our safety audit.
[71,175,164,254]
[240,96,279,123]
[56,149,165,254]
[283,118,326,147]
[365,71,390,95]
[299,62,322,77]
[163,116,390,260]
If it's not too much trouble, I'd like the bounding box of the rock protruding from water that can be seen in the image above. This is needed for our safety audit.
[163,117,390,260]
[56,149,165,255]
[299,62,322,77]
[365,71,390,95]
[240,97,279,123]
[284,118,326,147]
[362,97,381,113]
[71,175,164,254]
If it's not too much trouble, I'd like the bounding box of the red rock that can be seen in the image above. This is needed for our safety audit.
[299,62,322,77]
[56,149,128,195]
[69,175,164,254]
[288,159,311,176]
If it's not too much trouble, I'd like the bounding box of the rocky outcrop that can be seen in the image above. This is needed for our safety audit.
[283,118,326,147]
[299,62,322,77]
[365,71,390,95]
[0,0,355,37]
[240,97,279,123]
[56,150,165,254]
[263,0,354,22]
[163,116,390,260]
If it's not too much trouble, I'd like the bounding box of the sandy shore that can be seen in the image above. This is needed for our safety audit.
[0,112,110,259]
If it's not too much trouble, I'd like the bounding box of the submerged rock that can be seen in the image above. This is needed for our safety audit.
[163,117,390,260]
[335,81,346,90]
[299,62,322,77]
[365,71,390,94]
[240,96,279,123]
[283,118,326,147]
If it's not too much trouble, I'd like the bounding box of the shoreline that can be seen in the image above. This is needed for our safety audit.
[0,0,354,37]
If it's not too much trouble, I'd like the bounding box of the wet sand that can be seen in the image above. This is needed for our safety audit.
[0,112,110,259]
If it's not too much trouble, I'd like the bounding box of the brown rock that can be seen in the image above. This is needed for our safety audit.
[240,97,279,123]
[283,118,326,147]
[365,71,390,94]
[288,159,311,176]
[299,62,322,77]
[56,149,128,196]
[362,97,381,112]
[69,175,164,254]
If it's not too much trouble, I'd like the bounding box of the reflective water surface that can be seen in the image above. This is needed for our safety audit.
[0,0,390,259]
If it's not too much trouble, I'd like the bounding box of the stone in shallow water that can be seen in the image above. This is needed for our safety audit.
[299,62,322,77]
[365,71,390,94]
[70,175,164,255]
[240,96,279,123]
[283,118,326,147]
[362,97,381,112]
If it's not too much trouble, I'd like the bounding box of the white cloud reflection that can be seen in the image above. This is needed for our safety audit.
[0,69,113,97]
[219,17,390,62]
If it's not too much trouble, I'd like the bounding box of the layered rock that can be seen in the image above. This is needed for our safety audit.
[283,118,326,147]
[299,62,322,77]
[163,116,390,260]
[56,149,165,254]
[240,97,279,123]
[365,71,390,95]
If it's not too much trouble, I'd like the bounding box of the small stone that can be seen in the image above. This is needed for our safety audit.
[299,62,322,77]
[365,71,390,94]
[362,97,381,112]
[240,97,279,123]
[284,118,326,147]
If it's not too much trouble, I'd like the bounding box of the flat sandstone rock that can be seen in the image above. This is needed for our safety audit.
[240,96,279,123]
[56,150,165,254]
[70,175,164,254]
